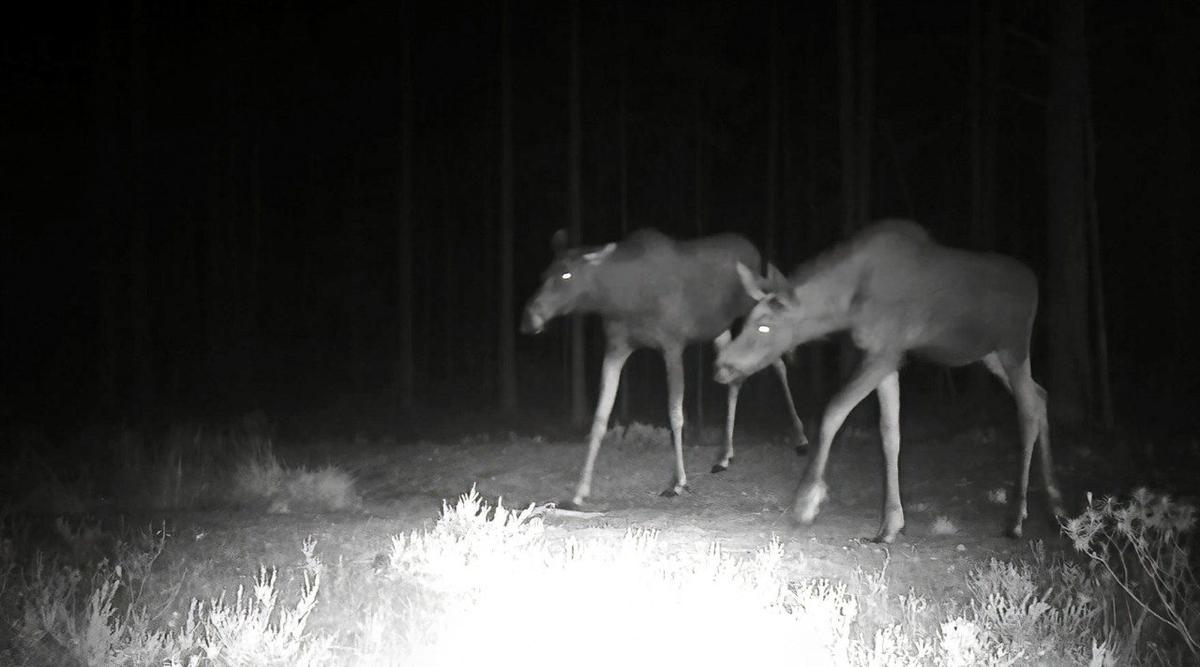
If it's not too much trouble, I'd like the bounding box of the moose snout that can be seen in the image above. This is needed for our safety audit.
[713,362,743,385]
[520,307,545,335]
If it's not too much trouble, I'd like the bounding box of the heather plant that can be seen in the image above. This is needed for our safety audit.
[1064,488,1199,662]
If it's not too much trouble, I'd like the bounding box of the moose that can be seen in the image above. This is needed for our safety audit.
[521,228,809,507]
[713,220,1065,543]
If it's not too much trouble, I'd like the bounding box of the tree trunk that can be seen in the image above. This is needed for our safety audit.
[128,0,153,416]
[443,160,458,383]
[617,0,631,423]
[837,0,865,380]
[248,139,262,389]
[803,9,826,405]
[693,60,706,433]
[91,1,121,415]
[499,0,518,413]
[765,0,780,266]
[1161,3,1198,414]
[1084,113,1113,427]
[838,0,857,236]
[966,0,1000,395]
[968,0,998,250]
[1045,0,1094,423]
[568,0,587,426]
[856,0,874,228]
[396,0,415,414]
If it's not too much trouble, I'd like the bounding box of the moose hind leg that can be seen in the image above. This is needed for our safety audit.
[1032,379,1066,519]
[874,371,905,543]
[571,344,632,506]
[772,359,809,454]
[1003,356,1041,538]
[712,381,741,473]
[661,347,689,497]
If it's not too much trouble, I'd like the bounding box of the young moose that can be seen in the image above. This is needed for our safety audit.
[522,228,808,506]
[713,220,1065,543]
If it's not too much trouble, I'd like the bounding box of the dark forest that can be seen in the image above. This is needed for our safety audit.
[4,0,1198,441]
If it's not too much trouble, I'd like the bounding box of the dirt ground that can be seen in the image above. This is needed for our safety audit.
[102,391,1147,652]
[194,398,1098,606]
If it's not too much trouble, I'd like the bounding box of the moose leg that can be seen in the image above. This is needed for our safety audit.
[712,330,738,473]
[874,370,904,543]
[771,359,809,455]
[793,353,900,525]
[661,346,689,497]
[712,380,741,473]
[1032,379,1065,519]
[571,342,633,506]
[1001,354,1043,538]
[984,353,1065,531]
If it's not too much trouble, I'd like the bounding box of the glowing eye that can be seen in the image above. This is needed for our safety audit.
[561,272,572,280]
[757,324,771,334]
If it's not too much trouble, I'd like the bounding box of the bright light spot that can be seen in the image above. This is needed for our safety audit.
[561,271,572,280]
[757,324,771,334]
[386,490,855,666]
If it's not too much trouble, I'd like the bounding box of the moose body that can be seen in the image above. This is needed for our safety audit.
[522,228,808,506]
[714,220,1064,542]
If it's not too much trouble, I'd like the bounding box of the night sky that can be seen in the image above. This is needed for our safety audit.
[3,1,1198,437]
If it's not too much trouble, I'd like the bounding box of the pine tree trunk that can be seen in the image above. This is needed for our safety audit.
[1045,0,1094,423]
[91,2,120,414]
[568,0,587,426]
[693,63,706,434]
[128,0,153,416]
[838,0,857,235]
[765,0,780,266]
[499,0,518,413]
[617,0,631,423]
[396,0,415,414]
[856,0,874,227]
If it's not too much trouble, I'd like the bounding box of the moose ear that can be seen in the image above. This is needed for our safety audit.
[551,229,569,258]
[582,242,616,264]
[764,262,789,291]
[735,262,766,300]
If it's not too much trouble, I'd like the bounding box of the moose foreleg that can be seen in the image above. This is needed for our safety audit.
[771,359,809,455]
[712,330,738,473]
[712,381,741,473]
[661,346,689,497]
[571,343,632,506]
[793,353,900,526]
[874,371,905,543]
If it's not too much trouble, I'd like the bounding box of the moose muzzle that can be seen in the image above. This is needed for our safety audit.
[520,307,546,335]
[712,361,745,385]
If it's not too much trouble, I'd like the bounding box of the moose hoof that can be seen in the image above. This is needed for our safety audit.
[795,444,809,457]
[1004,524,1024,539]
[557,499,584,512]
[660,484,690,498]
[711,458,732,474]
[871,525,904,544]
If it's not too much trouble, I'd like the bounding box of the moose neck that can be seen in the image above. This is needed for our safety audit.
[792,251,865,337]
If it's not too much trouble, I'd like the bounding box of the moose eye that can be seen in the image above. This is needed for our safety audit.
[757,324,771,334]
[561,272,572,280]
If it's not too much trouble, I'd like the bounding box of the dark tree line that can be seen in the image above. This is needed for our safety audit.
[3,1,1196,435]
